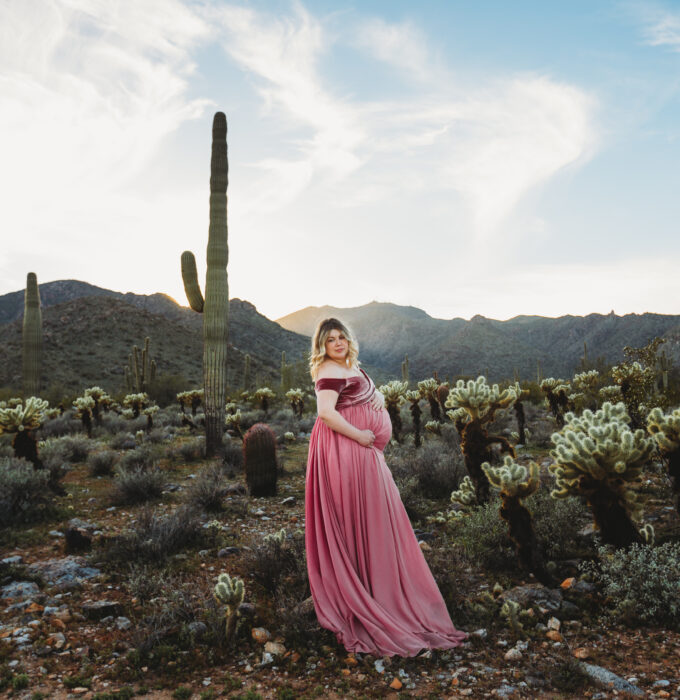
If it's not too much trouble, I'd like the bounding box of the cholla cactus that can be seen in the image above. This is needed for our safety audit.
[177,389,204,416]
[511,382,529,445]
[378,380,408,443]
[450,475,476,506]
[73,395,95,438]
[213,572,245,644]
[445,377,519,504]
[0,396,49,469]
[550,402,655,547]
[143,405,159,432]
[572,370,600,411]
[418,378,442,422]
[285,388,304,417]
[599,385,621,403]
[254,387,275,413]
[540,378,572,428]
[482,457,553,586]
[83,386,113,426]
[611,361,657,428]
[647,406,680,514]
[123,393,149,419]
[500,599,524,639]
[405,389,423,448]
[424,420,441,435]
[263,528,286,546]
[284,431,295,443]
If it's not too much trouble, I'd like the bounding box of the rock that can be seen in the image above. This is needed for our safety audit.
[64,528,92,554]
[547,617,561,631]
[1,556,22,565]
[413,531,435,542]
[68,518,98,532]
[418,541,432,552]
[374,658,385,674]
[573,647,589,659]
[188,621,207,639]
[504,648,522,661]
[81,600,123,620]
[49,530,64,537]
[28,557,100,591]
[500,584,562,612]
[238,602,256,618]
[264,641,286,656]
[389,677,402,690]
[280,496,296,505]
[260,651,274,666]
[46,632,66,650]
[115,616,132,630]
[226,483,247,496]
[577,662,644,696]
[252,627,271,644]
[1,582,40,600]
[471,628,488,639]
[293,596,315,617]
[546,630,563,642]
[218,547,240,557]
[653,680,671,688]
[496,685,517,697]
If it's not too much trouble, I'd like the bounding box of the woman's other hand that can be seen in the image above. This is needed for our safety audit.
[368,391,385,412]
[357,429,375,447]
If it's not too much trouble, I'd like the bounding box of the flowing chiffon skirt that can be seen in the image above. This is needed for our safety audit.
[305,398,467,656]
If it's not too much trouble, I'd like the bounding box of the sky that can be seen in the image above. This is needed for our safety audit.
[1,0,680,322]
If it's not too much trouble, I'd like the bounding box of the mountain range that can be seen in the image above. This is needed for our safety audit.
[1,281,679,397]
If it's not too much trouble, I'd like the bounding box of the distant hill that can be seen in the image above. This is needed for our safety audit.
[0,280,309,394]
[277,302,680,381]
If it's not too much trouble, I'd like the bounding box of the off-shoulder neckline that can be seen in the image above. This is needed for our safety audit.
[315,367,367,384]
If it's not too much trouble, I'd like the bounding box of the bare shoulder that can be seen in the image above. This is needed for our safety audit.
[316,361,347,380]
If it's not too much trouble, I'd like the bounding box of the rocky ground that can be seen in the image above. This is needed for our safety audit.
[2,436,680,699]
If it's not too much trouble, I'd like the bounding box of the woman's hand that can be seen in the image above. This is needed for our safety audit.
[357,429,376,447]
[368,390,385,412]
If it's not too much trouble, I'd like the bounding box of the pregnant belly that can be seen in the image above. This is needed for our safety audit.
[341,403,392,451]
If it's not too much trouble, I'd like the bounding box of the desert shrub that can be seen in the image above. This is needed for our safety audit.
[0,456,56,526]
[148,373,193,408]
[580,542,680,628]
[96,505,203,566]
[239,409,266,432]
[38,411,81,438]
[244,529,306,594]
[87,450,119,477]
[270,408,298,435]
[222,440,243,470]
[43,435,91,463]
[449,500,516,571]
[171,437,205,463]
[145,428,168,444]
[109,431,136,450]
[118,445,160,472]
[393,475,429,522]
[100,413,129,435]
[112,466,166,505]
[388,441,464,499]
[184,464,230,512]
[0,444,14,459]
[528,487,592,560]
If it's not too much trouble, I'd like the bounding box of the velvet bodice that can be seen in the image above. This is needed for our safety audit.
[314,368,376,409]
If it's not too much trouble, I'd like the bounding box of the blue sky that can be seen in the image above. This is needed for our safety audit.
[1,0,679,321]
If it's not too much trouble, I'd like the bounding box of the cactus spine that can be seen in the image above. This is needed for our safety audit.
[243,422,278,496]
[181,112,229,457]
[22,273,42,397]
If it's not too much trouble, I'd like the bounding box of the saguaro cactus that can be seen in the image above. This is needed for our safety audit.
[243,422,278,496]
[181,112,229,457]
[22,272,42,397]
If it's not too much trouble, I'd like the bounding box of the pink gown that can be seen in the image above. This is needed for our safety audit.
[305,368,467,656]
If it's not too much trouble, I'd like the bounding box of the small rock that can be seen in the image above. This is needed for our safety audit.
[82,600,123,620]
[188,621,207,639]
[280,496,296,505]
[546,630,563,642]
[573,647,589,659]
[504,648,522,661]
[115,616,132,630]
[1,556,22,565]
[471,628,488,639]
[653,680,671,688]
[578,662,644,696]
[46,632,66,650]
[547,617,561,631]
[218,547,240,557]
[496,685,517,698]
[374,659,385,674]
[49,530,64,537]
[1,582,40,600]
[244,663,253,673]
[198,549,210,558]
[389,677,402,690]
[418,541,432,552]
[264,641,286,656]
[252,627,271,644]
[260,651,274,665]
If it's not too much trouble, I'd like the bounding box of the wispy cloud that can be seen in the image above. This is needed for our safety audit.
[641,8,680,51]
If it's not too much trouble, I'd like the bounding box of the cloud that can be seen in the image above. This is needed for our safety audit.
[209,3,596,237]
[642,8,680,51]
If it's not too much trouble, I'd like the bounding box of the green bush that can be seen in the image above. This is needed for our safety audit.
[183,464,230,512]
[0,457,55,526]
[40,435,91,465]
[580,542,680,628]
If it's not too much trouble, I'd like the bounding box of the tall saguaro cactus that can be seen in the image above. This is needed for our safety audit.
[181,112,229,457]
[22,272,43,397]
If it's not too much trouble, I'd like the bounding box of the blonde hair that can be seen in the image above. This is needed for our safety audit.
[309,318,360,380]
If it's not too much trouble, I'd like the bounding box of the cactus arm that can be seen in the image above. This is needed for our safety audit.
[181,250,205,313]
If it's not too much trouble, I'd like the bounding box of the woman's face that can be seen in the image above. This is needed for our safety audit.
[324,329,349,362]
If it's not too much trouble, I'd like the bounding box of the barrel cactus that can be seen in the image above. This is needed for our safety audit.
[181,112,229,458]
[550,402,655,547]
[243,423,277,496]
[445,376,518,504]
[482,457,554,586]
[22,272,42,398]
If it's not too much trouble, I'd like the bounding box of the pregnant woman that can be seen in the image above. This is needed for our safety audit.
[305,317,467,657]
